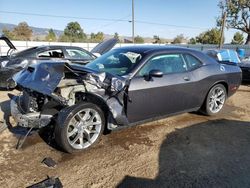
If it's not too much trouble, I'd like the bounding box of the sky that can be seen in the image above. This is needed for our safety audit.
[0,0,240,42]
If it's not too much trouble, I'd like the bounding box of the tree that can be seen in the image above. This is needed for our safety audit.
[2,28,14,39]
[59,34,70,42]
[114,32,120,42]
[45,29,57,41]
[95,32,104,42]
[90,32,104,42]
[172,34,186,44]
[195,28,222,44]
[188,37,196,44]
[231,32,244,45]
[60,22,86,42]
[12,22,33,40]
[134,35,144,43]
[153,35,162,44]
[218,0,250,44]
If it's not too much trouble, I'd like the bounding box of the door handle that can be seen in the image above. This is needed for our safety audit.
[183,76,190,81]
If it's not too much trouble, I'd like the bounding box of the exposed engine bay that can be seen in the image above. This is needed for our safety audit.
[11,61,130,130]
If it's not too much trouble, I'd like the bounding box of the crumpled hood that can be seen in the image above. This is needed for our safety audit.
[13,62,66,95]
[13,61,125,96]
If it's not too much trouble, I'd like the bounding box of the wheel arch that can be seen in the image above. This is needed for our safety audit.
[75,92,110,119]
[209,81,228,95]
[200,80,228,110]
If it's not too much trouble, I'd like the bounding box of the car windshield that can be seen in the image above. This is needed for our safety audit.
[85,49,143,76]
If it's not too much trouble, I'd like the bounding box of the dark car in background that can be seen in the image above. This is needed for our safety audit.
[0,36,117,88]
[205,49,250,83]
[10,46,241,153]
[238,60,250,83]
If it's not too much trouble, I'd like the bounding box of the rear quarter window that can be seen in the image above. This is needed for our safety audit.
[38,49,64,58]
[183,54,202,70]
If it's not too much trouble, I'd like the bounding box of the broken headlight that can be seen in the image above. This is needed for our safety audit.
[111,77,125,92]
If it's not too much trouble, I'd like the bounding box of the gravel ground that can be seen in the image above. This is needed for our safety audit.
[0,86,250,188]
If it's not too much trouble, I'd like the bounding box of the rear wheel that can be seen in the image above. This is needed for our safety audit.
[201,84,227,116]
[55,103,105,153]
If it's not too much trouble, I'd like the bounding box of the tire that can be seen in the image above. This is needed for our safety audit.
[200,84,227,116]
[55,102,105,153]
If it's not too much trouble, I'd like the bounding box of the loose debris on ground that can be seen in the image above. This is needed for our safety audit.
[0,86,250,187]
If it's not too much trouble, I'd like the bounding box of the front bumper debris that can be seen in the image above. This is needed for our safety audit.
[10,96,53,128]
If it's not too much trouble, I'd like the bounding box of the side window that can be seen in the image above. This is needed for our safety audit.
[66,49,93,60]
[38,49,64,58]
[138,54,187,76]
[183,54,202,70]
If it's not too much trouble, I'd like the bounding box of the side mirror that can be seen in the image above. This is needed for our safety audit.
[149,69,163,78]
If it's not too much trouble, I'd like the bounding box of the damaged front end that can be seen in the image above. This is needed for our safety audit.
[11,61,129,130]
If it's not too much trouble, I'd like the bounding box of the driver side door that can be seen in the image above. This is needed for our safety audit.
[127,53,193,123]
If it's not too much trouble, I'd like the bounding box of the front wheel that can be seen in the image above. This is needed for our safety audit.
[55,103,105,153]
[201,84,227,116]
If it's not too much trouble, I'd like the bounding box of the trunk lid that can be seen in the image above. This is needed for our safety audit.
[0,35,16,50]
[91,38,118,55]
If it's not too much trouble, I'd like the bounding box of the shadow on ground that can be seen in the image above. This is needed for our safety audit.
[118,119,250,188]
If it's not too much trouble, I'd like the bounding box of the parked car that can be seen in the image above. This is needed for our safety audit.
[205,49,241,64]
[238,61,250,83]
[0,36,117,88]
[10,46,242,153]
[205,49,250,83]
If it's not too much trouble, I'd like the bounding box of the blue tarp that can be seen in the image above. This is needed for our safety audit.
[216,49,241,64]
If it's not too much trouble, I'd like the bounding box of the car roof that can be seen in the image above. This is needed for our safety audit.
[35,45,84,50]
[116,45,201,54]
[115,45,219,66]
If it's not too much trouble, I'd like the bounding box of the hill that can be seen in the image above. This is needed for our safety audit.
[0,22,172,43]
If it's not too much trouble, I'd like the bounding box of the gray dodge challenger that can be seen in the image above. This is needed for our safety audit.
[10,46,242,153]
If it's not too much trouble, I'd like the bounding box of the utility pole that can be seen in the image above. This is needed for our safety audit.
[219,0,229,49]
[219,12,226,49]
[132,0,135,43]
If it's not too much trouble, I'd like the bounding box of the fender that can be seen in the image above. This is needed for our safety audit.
[76,92,129,128]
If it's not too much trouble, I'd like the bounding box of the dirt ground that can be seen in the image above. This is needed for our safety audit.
[0,86,250,187]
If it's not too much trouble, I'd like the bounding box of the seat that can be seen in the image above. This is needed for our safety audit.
[118,54,132,68]
[52,51,63,58]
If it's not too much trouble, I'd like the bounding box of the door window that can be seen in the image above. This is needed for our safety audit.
[66,49,93,60]
[38,49,64,58]
[138,54,187,76]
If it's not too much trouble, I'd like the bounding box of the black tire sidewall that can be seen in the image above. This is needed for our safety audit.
[205,84,227,116]
[55,102,105,153]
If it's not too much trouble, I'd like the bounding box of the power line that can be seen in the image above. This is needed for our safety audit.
[135,20,209,30]
[0,10,210,30]
[0,10,129,22]
[89,15,131,32]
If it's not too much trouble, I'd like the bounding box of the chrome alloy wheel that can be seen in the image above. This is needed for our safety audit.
[208,86,226,113]
[66,108,102,149]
